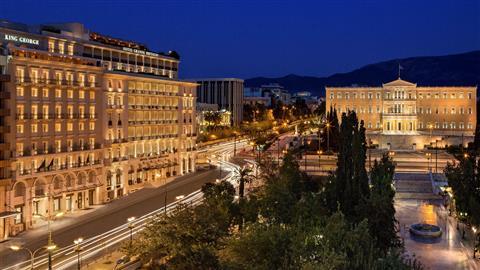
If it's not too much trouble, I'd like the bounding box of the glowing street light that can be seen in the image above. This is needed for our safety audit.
[10,244,56,270]
[127,217,136,246]
[73,238,83,270]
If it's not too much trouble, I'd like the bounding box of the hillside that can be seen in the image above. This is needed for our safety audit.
[245,50,480,96]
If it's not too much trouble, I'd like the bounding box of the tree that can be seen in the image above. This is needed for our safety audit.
[204,111,222,130]
[235,167,254,199]
[365,154,401,253]
[326,111,370,222]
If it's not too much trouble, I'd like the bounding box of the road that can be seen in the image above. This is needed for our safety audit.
[0,139,249,270]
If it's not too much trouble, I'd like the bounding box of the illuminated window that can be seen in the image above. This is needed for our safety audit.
[89,122,95,130]
[468,93,472,99]
[90,91,95,99]
[460,122,464,129]
[67,90,73,99]
[31,87,38,97]
[67,44,74,55]
[79,122,85,131]
[42,88,49,98]
[55,89,61,98]
[48,40,55,52]
[67,123,73,131]
[58,42,65,54]
[31,124,38,133]
[468,123,473,129]
[450,122,455,129]
[468,108,472,114]
[42,123,48,132]
[16,124,24,134]
[451,108,455,114]
[16,87,24,97]
[55,123,61,132]
[79,90,85,99]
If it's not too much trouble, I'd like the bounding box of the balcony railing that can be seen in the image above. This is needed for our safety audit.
[17,160,102,176]
[15,78,100,87]
[16,113,98,120]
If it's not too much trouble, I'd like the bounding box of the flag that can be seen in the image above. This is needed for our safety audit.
[398,64,404,78]
[47,159,54,170]
[38,160,46,171]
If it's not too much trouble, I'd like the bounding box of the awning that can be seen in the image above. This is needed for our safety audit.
[0,211,20,219]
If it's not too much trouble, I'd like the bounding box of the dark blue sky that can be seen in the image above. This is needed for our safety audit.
[1,0,479,79]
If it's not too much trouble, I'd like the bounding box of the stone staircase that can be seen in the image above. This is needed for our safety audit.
[394,172,441,200]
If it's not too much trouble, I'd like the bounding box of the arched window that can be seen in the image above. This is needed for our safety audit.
[14,182,26,197]
[53,176,63,190]
[66,175,73,188]
[77,173,86,186]
[88,171,95,183]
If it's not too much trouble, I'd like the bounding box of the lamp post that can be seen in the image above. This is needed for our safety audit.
[473,226,478,259]
[425,152,431,172]
[127,217,135,246]
[10,244,56,270]
[435,140,438,173]
[325,123,330,153]
[317,150,323,172]
[73,238,83,270]
[233,131,237,156]
[33,211,63,270]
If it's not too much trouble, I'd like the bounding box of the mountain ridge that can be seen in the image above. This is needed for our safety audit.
[245,50,480,96]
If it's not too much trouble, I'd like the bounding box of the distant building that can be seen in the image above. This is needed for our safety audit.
[244,83,291,106]
[193,78,244,126]
[326,78,477,150]
[243,96,270,107]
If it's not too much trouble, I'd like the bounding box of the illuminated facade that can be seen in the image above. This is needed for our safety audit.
[0,21,196,239]
[326,78,476,149]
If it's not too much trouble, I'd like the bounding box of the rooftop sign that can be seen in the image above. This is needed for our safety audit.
[4,34,39,45]
[122,47,159,57]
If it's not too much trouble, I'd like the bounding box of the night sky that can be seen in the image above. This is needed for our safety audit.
[1,0,478,79]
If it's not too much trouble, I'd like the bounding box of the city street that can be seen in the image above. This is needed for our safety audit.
[0,168,221,269]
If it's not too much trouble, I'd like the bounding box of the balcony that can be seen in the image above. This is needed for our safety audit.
[15,78,101,88]
[16,113,98,120]
[17,160,102,177]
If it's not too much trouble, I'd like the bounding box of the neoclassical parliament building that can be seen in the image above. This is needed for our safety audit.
[326,78,477,150]
[0,20,197,240]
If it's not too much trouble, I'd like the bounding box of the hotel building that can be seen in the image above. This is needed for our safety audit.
[0,21,196,239]
[326,78,476,150]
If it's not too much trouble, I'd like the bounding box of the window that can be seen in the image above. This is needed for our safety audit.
[58,42,65,54]
[42,88,49,98]
[89,122,95,130]
[67,123,73,131]
[16,143,24,156]
[367,122,372,128]
[55,89,61,98]
[55,123,61,132]
[31,87,38,97]
[67,105,73,118]
[67,90,73,99]
[468,108,472,115]
[48,40,55,52]
[90,91,95,99]
[451,122,455,129]
[376,122,381,129]
[468,123,473,129]
[14,206,23,224]
[79,90,85,99]
[55,140,61,152]
[419,107,423,114]
[16,87,24,97]
[16,124,24,134]
[451,93,455,99]
[418,122,423,129]
[418,93,423,99]
[16,67,24,82]
[42,105,49,119]
[443,93,447,99]
[376,92,381,99]
[31,124,38,133]
[435,93,439,99]
[460,122,464,129]
[459,93,464,99]
[451,108,456,114]
[368,93,372,99]
[89,106,95,118]
[360,93,365,99]
[31,105,38,119]
[42,123,48,133]
[79,122,85,131]
[330,93,334,99]
[468,93,472,99]
[67,44,74,55]
[345,93,349,100]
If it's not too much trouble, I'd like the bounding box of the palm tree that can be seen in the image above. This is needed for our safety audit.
[236,167,254,198]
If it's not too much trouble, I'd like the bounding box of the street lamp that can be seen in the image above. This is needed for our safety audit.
[33,211,63,270]
[473,226,478,259]
[127,217,135,246]
[10,244,56,270]
[73,238,83,270]
[425,152,432,172]
[317,150,323,171]
[325,122,331,152]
